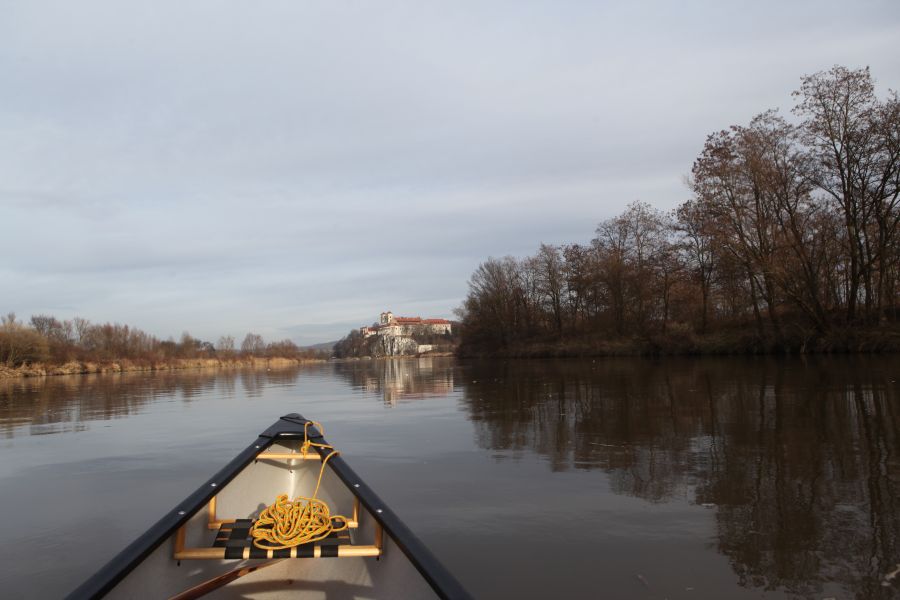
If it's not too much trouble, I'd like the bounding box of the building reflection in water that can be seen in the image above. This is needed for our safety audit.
[333,358,454,406]
[459,357,900,599]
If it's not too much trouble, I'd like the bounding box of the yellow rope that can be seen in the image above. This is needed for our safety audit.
[249,421,350,550]
[299,420,332,457]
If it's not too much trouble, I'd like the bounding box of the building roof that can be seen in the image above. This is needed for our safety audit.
[366,314,451,331]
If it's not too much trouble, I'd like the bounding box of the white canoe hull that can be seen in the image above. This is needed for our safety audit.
[69,415,468,600]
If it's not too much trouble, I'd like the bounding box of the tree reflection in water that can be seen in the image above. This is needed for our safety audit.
[1,369,239,437]
[3,357,897,598]
[459,357,900,599]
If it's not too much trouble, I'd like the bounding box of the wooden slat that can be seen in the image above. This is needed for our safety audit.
[173,544,381,560]
[255,453,321,461]
[207,518,358,530]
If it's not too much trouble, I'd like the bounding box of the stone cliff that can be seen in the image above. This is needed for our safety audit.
[369,334,419,357]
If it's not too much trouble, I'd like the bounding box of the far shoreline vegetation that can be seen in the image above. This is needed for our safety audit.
[0,313,327,379]
[455,66,900,358]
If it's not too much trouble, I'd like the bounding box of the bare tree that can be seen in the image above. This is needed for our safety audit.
[676,199,717,332]
[241,332,265,355]
[794,66,900,321]
[461,257,527,349]
[535,244,566,334]
[72,317,91,346]
[562,244,595,328]
[693,120,784,337]
[266,339,300,357]
[593,213,631,335]
[30,315,60,337]
[216,335,235,354]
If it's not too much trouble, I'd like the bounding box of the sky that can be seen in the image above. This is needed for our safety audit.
[1,1,899,345]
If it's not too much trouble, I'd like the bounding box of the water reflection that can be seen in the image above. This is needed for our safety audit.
[460,358,900,599]
[3,357,898,598]
[0,369,277,438]
[333,358,454,406]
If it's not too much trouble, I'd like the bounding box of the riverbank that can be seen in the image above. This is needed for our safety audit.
[456,324,900,358]
[0,356,325,379]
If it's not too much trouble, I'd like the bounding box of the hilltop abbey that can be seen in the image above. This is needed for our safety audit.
[360,311,452,338]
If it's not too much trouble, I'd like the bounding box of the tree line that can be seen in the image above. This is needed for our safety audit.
[457,66,900,354]
[0,312,321,368]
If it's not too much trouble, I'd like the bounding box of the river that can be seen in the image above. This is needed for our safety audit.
[1,356,898,599]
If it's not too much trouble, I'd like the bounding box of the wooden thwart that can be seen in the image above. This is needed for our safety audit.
[173,544,382,560]
[256,452,322,461]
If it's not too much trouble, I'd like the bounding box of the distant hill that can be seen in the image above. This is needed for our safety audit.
[302,340,338,353]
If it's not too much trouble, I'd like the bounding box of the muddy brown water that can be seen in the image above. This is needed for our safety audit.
[1,356,898,599]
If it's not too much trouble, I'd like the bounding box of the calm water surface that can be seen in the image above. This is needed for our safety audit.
[1,357,899,599]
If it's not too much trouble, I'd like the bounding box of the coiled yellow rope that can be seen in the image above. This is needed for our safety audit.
[250,421,350,550]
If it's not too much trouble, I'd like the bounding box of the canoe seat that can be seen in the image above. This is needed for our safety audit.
[216,519,350,559]
[174,519,382,560]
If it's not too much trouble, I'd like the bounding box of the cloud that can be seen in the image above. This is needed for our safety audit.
[1,0,898,343]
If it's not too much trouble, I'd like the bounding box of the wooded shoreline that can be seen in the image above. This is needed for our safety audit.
[456,324,900,358]
[455,67,900,357]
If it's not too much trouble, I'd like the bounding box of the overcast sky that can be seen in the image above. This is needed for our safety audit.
[1,1,899,345]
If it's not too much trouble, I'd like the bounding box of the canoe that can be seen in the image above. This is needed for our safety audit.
[68,414,470,599]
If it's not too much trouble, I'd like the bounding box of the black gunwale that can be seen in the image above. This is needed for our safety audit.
[67,413,471,600]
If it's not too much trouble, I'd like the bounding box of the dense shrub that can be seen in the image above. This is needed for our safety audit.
[0,323,50,366]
